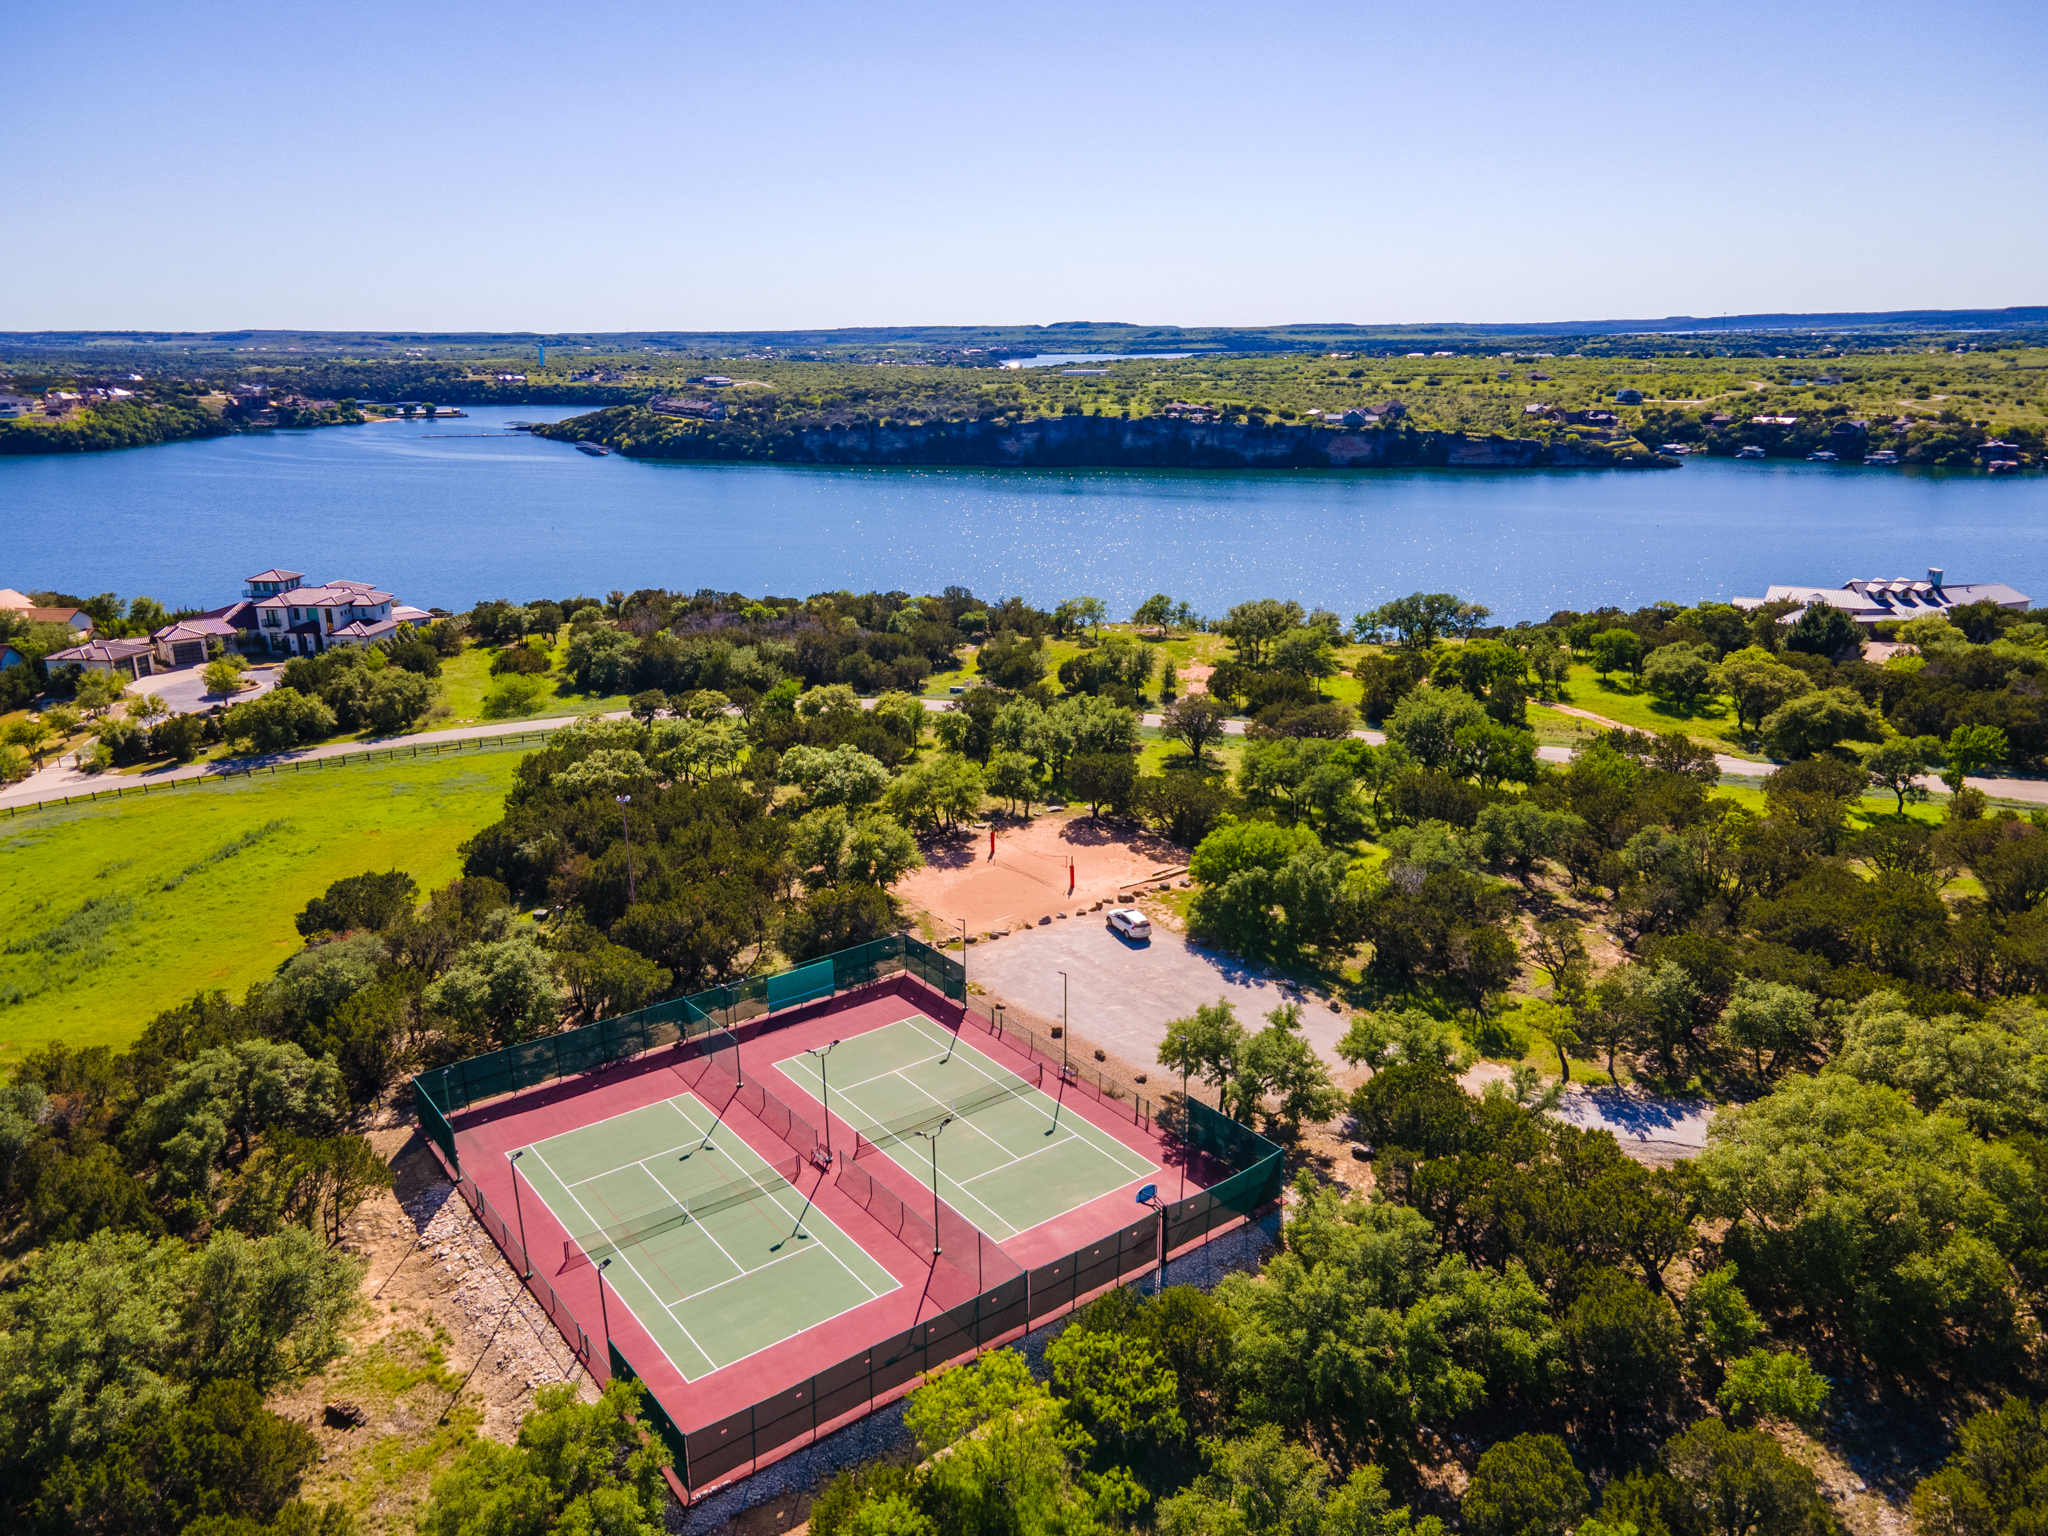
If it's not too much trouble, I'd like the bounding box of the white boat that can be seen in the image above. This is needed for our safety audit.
[1736,445,1766,460]
[1806,450,1838,462]
[1865,450,1899,465]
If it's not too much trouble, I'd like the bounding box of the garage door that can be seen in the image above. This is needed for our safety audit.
[172,640,206,666]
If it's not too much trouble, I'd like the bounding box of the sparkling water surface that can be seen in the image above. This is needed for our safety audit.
[2,406,2041,621]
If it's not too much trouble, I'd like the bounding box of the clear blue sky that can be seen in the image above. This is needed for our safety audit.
[6,0,2043,333]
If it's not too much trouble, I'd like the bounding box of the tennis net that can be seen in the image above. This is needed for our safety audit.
[562,1153,807,1269]
[851,1073,1042,1158]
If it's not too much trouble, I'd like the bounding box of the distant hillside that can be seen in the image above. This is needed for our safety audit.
[2,306,2044,365]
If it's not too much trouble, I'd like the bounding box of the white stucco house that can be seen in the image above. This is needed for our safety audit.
[241,568,434,655]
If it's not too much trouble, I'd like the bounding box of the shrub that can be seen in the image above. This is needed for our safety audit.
[385,635,443,676]
[490,644,551,677]
[222,688,337,753]
[1564,1269,1686,1422]
[1910,1396,2048,1536]
[482,674,548,719]
[92,716,151,767]
[1136,773,1237,847]
[296,871,419,937]
[1463,1434,1588,1536]
[1663,1419,1828,1536]
[362,668,431,734]
[151,713,205,762]
[1716,1348,1830,1424]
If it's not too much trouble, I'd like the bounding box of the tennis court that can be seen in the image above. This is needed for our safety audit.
[775,1015,1157,1240]
[514,1094,900,1382]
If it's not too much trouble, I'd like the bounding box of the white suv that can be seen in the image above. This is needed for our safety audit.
[1106,908,1152,941]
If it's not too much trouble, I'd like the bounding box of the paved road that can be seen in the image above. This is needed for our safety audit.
[1129,707,2048,802]
[0,710,612,810]
[963,921,1356,1073]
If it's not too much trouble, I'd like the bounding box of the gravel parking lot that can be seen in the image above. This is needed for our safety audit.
[962,921,1355,1074]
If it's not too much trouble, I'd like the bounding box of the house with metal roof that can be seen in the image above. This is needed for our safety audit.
[1731,568,2029,626]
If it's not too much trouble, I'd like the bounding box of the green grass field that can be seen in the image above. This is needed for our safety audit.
[1549,664,1751,749]
[430,639,632,727]
[0,747,523,1064]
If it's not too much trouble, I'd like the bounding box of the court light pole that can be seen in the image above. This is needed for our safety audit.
[1137,1182,1166,1293]
[806,1040,841,1160]
[911,1117,954,1259]
[595,1257,614,1372]
[508,1149,531,1277]
[1047,970,1072,1135]
[615,794,635,904]
[1059,971,1070,1076]
[1178,1065,1190,1200]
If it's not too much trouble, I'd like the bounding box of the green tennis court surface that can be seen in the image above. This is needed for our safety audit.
[517,1094,899,1382]
[776,1016,1156,1240]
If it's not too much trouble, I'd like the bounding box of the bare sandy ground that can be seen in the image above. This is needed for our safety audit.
[893,812,1185,935]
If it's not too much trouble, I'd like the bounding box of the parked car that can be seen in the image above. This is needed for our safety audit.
[1106,907,1151,941]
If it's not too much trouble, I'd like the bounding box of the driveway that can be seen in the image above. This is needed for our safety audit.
[127,660,281,714]
[962,922,1355,1075]
[1554,1084,1716,1156]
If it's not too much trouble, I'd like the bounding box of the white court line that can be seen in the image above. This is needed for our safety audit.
[635,1161,747,1289]
[903,1015,1156,1177]
[830,1075,1019,1238]
[665,1235,825,1309]
[917,1015,1171,1187]
[661,1254,905,1384]
[522,1142,706,1381]
[782,1014,1159,1236]
[827,1073,1019,1245]
[526,1092,707,1158]
[776,1041,1021,1237]
[883,1065,1025,1169]
[565,1132,713,1189]
[957,1127,1132,1185]
[659,1095,888,1304]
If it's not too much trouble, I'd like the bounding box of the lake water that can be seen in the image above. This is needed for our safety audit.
[2,405,2042,623]
[1000,352,1196,368]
